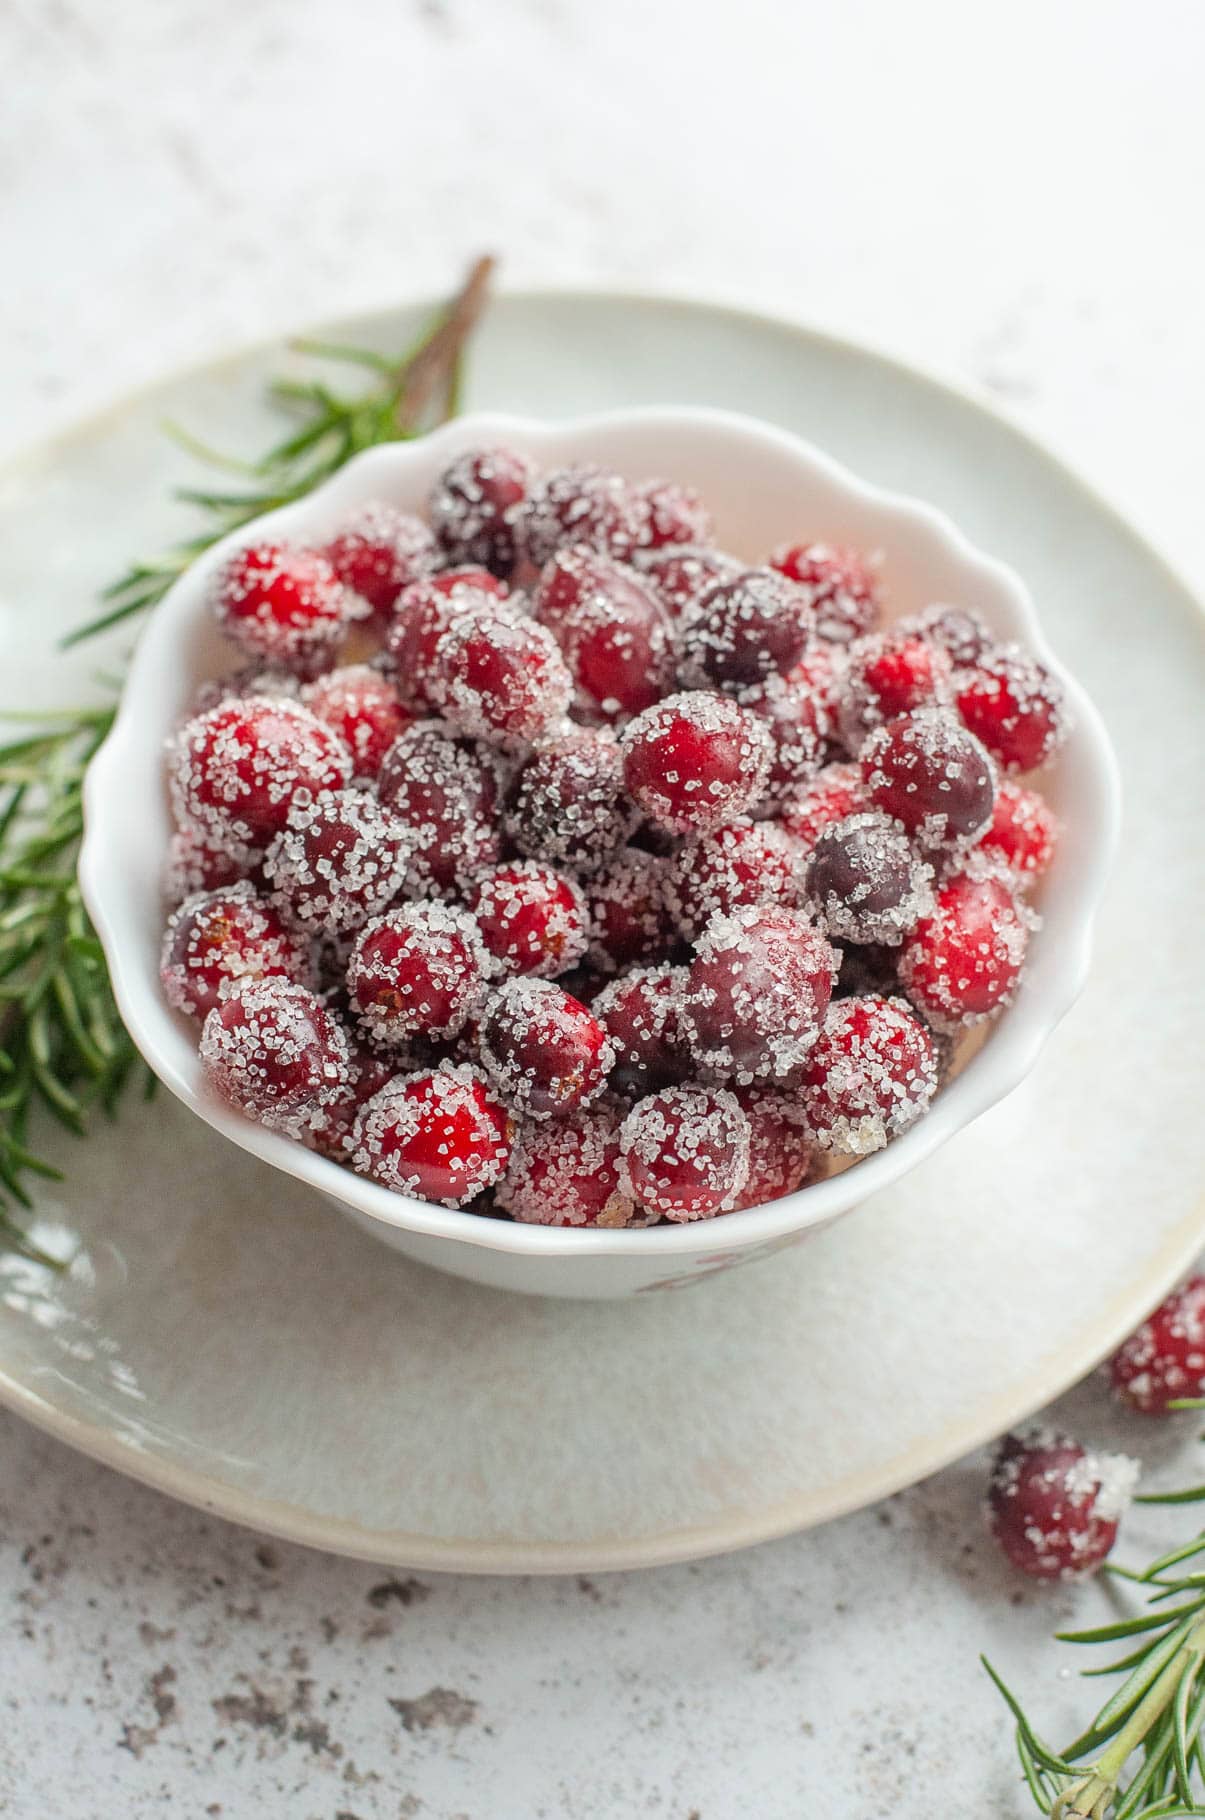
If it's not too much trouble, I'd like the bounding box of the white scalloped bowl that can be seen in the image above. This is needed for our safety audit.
[79,409,1119,1299]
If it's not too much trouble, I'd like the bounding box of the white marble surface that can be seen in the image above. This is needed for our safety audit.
[2,1,1205,1815]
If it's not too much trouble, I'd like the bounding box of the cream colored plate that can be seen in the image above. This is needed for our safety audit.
[0,291,1202,1572]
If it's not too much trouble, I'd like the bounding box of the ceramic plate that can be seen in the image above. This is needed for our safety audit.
[0,290,1201,1572]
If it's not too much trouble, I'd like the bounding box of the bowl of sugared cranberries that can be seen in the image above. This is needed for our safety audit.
[80,408,1118,1298]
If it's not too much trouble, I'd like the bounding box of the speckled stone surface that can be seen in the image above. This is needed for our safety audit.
[3,1,1205,1814]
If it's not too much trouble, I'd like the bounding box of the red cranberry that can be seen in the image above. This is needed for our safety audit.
[585,849,676,972]
[498,1108,647,1227]
[910,603,992,666]
[621,691,773,835]
[899,872,1028,1030]
[302,1039,396,1163]
[631,478,713,550]
[728,1087,817,1210]
[619,1086,751,1222]
[837,629,952,748]
[519,465,642,568]
[387,576,509,712]
[955,648,1068,773]
[199,976,352,1136]
[804,811,934,947]
[666,818,803,940]
[788,640,845,740]
[170,696,353,850]
[678,568,814,689]
[634,545,743,618]
[504,728,637,872]
[377,722,502,896]
[347,902,488,1044]
[533,547,675,719]
[429,446,537,579]
[164,825,253,904]
[324,503,436,623]
[778,762,868,851]
[350,1064,510,1204]
[769,543,880,644]
[861,708,997,852]
[479,978,615,1119]
[593,964,692,1096]
[680,905,837,1083]
[800,994,939,1155]
[161,882,309,1019]
[470,861,589,979]
[986,1429,1137,1580]
[738,673,828,801]
[439,609,573,746]
[974,780,1058,883]
[263,788,411,934]
[209,541,359,676]
[1110,1278,1205,1414]
[300,665,412,780]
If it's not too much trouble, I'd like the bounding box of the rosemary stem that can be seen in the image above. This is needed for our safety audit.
[1058,1615,1205,1817]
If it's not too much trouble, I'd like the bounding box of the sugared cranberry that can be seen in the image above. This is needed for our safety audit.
[593,964,692,1096]
[899,872,1028,1030]
[347,902,488,1044]
[208,541,359,676]
[170,696,353,851]
[300,665,412,780]
[470,861,589,979]
[634,545,743,618]
[164,825,252,904]
[910,603,992,666]
[429,446,537,579]
[986,1429,1137,1581]
[678,568,814,689]
[302,1040,396,1163]
[199,976,352,1136]
[263,788,410,934]
[439,609,573,746]
[632,478,713,550]
[1110,1278,1205,1414]
[498,1107,648,1227]
[800,994,938,1155]
[728,1087,817,1210]
[619,1086,751,1222]
[621,691,773,835]
[479,978,615,1119]
[955,648,1068,773]
[738,673,828,801]
[974,780,1058,883]
[161,882,309,1019]
[533,547,674,719]
[387,575,509,712]
[861,708,997,852]
[804,811,933,947]
[350,1064,509,1204]
[377,722,502,896]
[680,905,837,1083]
[837,629,952,749]
[770,543,880,645]
[666,818,802,939]
[324,503,436,623]
[519,465,642,568]
[778,762,868,851]
[584,849,676,972]
[504,728,637,873]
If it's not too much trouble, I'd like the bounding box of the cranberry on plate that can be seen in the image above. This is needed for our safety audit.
[986,1428,1137,1580]
[1110,1277,1205,1414]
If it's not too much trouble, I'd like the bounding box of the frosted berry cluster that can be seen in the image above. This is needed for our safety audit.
[162,449,1068,1228]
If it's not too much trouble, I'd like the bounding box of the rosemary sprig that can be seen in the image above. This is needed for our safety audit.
[990,1405,1205,1818]
[0,258,494,1257]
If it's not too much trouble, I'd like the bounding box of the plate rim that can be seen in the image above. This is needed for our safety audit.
[2,283,1203,1572]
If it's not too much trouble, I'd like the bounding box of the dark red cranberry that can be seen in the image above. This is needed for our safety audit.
[861,708,997,852]
[666,818,803,939]
[302,1039,396,1162]
[621,691,773,835]
[955,648,1068,773]
[728,1087,817,1210]
[986,1430,1137,1580]
[263,788,411,934]
[386,575,509,711]
[519,465,642,568]
[300,665,413,780]
[469,861,589,979]
[910,603,992,666]
[1110,1278,1205,1414]
[619,1086,752,1221]
[680,905,837,1083]
[439,609,572,746]
[533,547,675,719]
[837,629,953,748]
[585,849,676,973]
[199,976,352,1136]
[769,543,880,644]
[497,1108,646,1227]
[800,994,939,1154]
[164,825,254,904]
[170,696,353,851]
[899,872,1028,1029]
[634,545,743,618]
[504,728,637,872]
[974,780,1058,883]
[209,541,358,676]
[161,882,309,1019]
[324,503,437,623]
[738,673,828,801]
[778,762,868,851]
[350,1064,510,1204]
[804,811,933,947]
[347,902,488,1044]
[592,964,692,1096]
[429,446,537,579]
[376,722,502,896]
[479,978,614,1119]
[631,478,713,549]
[678,568,814,688]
